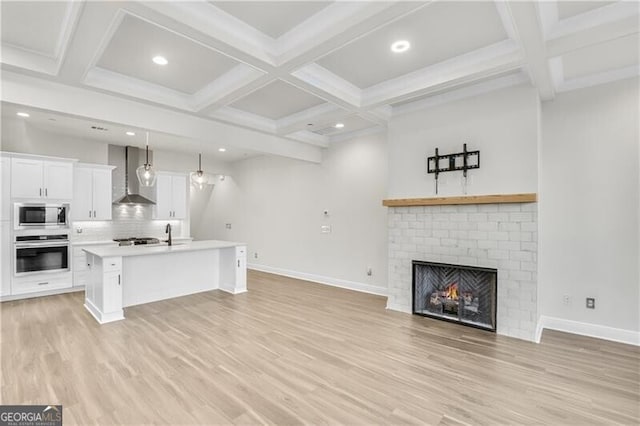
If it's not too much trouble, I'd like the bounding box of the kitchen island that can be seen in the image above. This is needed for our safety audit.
[83,240,247,324]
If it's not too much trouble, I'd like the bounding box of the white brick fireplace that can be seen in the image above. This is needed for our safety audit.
[386,198,538,341]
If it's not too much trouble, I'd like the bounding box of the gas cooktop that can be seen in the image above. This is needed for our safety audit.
[113,237,160,246]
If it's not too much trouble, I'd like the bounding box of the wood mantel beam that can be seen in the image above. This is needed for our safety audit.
[382,193,537,207]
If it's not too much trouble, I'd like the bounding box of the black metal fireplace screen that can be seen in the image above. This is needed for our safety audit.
[412,261,497,332]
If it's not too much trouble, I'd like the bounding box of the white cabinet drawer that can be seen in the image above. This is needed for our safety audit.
[102,257,122,272]
[12,274,72,295]
[236,246,246,258]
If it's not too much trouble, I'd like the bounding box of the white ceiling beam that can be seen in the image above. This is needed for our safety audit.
[286,131,329,148]
[362,40,523,107]
[546,1,639,41]
[57,1,123,83]
[547,16,639,57]
[138,1,276,66]
[503,2,555,101]
[191,64,266,112]
[288,64,361,108]
[208,106,277,134]
[84,67,193,111]
[1,71,322,163]
[1,1,84,77]
[276,103,347,136]
[275,2,428,67]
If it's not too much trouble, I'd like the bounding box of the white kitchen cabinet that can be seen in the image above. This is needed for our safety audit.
[72,164,114,221]
[155,173,187,220]
[85,253,124,323]
[11,157,73,200]
[0,222,11,297]
[219,245,247,294]
[1,155,10,221]
[72,242,118,288]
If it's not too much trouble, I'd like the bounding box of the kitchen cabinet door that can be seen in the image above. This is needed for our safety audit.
[103,271,122,314]
[171,174,187,219]
[43,161,73,200]
[11,158,43,198]
[155,174,173,219]
[72,167,93,221]
[92,169,112,220]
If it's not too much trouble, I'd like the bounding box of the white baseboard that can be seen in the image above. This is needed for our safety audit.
[0,286,83,302]
[537,315,640,346]
[385,302,412,314]
[248,263,387,297]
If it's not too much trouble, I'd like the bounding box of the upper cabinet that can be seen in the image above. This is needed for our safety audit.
[72,164,114,221]
[11,158,73,200]
[155,173,187,220]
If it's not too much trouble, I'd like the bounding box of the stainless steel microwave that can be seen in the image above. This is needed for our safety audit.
[14,203,69,230]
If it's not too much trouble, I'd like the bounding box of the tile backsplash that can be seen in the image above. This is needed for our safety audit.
[72,205,183,242]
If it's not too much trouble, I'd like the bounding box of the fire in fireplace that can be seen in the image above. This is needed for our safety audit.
[413,261,497,331]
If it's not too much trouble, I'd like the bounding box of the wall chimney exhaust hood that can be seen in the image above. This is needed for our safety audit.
[110,145,156,205]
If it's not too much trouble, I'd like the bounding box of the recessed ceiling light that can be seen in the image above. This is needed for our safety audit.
[218,148,226,152]
[334,123,345,129]
[391,40,411,53]
[126,131,135,136]
[16,112,30,118]
[152,56,168,65]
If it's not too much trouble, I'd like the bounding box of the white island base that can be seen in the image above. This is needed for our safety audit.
[83,240,247,324]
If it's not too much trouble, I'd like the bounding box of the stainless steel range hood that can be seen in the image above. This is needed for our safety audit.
[109,145,156,205]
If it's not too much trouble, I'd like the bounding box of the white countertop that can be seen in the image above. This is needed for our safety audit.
[72,240,120,246]
[83,240,245,258]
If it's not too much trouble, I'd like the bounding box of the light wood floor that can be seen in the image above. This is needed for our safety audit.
[1,270,639,425]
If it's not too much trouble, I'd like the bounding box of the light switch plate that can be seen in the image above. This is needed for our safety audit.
[321,225,331,234]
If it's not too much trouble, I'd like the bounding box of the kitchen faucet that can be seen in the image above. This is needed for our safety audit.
[165,223,172,246]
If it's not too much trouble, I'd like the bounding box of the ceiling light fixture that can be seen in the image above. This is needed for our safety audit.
[334,123,345,129]
[126,131,135,136]
[218,148,226,152]
[16,112,30,118]
[152,55,168,65]
[136,131,157,187]
[390,40,411,53]
[191,153,209,190]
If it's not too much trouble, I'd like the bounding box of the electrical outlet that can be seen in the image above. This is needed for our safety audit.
[562,295,570,305]
[586,298,595,309]
[254,252,258,259]
[225,223,232,229]
[321,225,331,234]
[366,267,372,276]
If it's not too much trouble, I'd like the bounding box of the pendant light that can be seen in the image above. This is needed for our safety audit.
[191,153,209,190]
[136,131,157,187]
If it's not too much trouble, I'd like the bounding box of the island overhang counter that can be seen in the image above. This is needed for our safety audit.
[82,240,247,324]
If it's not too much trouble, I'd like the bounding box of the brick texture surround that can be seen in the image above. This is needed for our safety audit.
[386,203,538,341]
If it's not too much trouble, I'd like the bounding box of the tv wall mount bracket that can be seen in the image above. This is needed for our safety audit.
[427,143,480,194]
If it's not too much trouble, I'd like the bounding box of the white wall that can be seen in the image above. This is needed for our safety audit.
[539,78,639,334]
[196,132,389,292]
[388,85,539,198]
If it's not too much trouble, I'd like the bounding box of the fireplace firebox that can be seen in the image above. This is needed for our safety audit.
[412,261,497,332]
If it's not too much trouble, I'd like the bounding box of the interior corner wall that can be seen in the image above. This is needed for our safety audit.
[539,77,640,334]
[388,85,539,198]
[195,132,389,292]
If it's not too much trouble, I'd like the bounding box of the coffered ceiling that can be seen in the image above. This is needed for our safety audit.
[1,1,638,163]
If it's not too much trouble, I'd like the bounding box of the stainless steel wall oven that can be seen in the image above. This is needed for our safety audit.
[14,234,70,276]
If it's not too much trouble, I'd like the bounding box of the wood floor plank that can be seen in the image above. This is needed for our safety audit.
[1,270,639,425]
